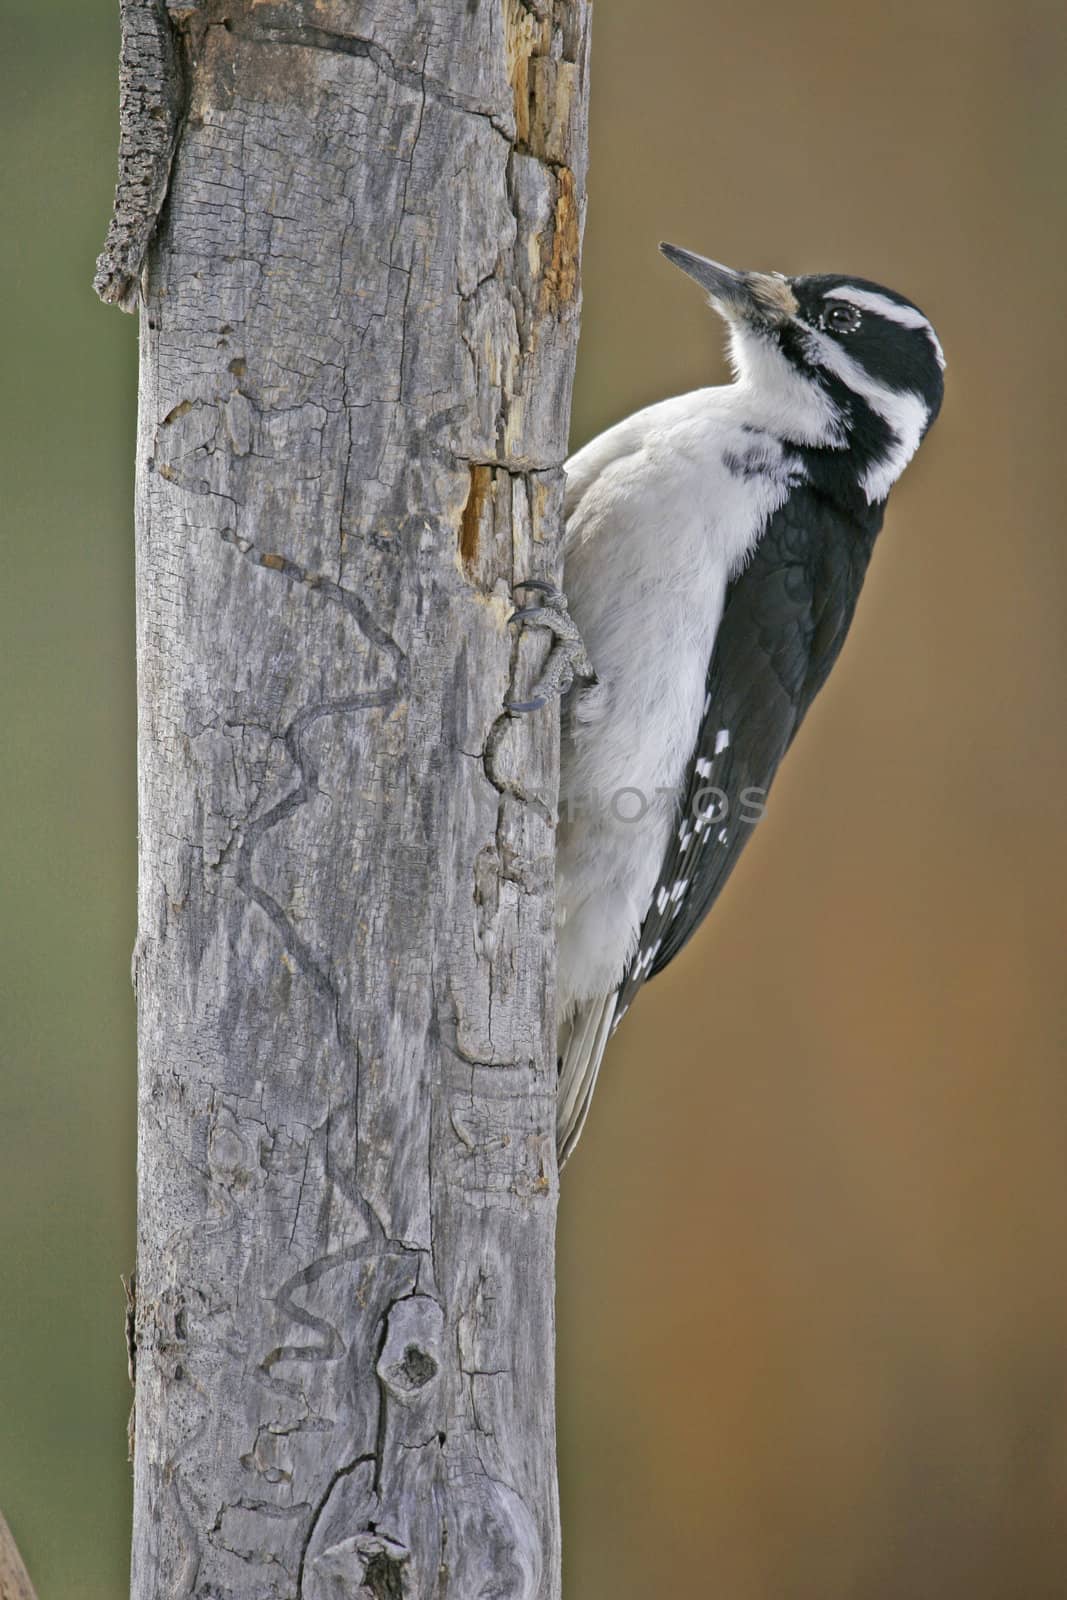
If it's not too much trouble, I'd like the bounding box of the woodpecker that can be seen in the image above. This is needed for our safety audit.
[509,244,945,1163]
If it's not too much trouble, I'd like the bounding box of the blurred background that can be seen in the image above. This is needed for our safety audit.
[2,0,1065,1595]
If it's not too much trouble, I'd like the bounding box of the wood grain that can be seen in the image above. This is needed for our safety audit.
[0,1514,37,1600]
[97,1,590,1592]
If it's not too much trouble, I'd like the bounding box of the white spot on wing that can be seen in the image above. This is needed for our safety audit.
[714,728,730,754]
[695,757,713,779]
[633,939,662,976]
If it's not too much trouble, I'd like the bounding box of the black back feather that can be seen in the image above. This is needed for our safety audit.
[614,484,884,1020]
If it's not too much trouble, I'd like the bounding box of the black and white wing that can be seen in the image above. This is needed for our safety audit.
[614,485,884,1023]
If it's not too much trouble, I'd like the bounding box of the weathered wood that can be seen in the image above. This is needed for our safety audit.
[97,0,590,1593]
[94,0,183,310]
[0,1512,38,1600]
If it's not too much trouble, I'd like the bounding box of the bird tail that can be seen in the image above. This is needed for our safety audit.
[557,992,618,1167]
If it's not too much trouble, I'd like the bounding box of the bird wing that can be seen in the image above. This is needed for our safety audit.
[614,485,884,1022]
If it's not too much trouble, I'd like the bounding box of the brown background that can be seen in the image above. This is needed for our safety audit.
[2,1,1065,1594]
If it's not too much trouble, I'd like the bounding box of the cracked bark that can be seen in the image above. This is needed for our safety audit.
[96,1,590,1594]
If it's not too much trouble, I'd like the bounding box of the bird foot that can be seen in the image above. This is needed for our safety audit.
[505,580,595,714]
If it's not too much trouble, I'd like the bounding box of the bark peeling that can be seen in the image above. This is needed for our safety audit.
[97,0,590,1594]
[94,0,184,309]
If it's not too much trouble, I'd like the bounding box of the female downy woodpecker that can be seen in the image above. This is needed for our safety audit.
[510,245,945,1163]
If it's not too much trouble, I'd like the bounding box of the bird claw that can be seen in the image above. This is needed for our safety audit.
[505,578,595,715]
[504,695,548,714]
[512,578,561,600]
[507,579,569,631]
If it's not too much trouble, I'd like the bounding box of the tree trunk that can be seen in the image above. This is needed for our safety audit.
[96,2,590,1595]
[0,1511,39,1600]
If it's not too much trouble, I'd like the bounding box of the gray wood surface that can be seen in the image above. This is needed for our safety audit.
[97,2,590,1593]
[0,1511,39,1600]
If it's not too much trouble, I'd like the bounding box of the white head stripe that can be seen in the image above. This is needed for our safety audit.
[824,286,946,371]
[801,326,930,503]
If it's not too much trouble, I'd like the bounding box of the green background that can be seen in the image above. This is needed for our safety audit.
[3,1,1066,1595]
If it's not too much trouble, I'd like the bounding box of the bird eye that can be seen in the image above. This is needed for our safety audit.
[824,303,862,334]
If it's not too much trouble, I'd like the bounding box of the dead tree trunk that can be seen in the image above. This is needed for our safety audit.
[0,1511,39,1600]
[95,3,589,1595]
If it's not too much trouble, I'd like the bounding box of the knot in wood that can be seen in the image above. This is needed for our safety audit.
[376,1295,444,1402]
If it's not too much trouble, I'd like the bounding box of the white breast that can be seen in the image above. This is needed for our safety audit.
[556,387,803,1017]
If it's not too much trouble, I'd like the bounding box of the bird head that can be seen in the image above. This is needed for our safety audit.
[660,243,945,505]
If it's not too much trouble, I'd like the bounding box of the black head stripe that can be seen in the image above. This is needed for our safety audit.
[790,273,945,422]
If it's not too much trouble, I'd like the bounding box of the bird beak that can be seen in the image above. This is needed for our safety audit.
[659,243,798,326]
